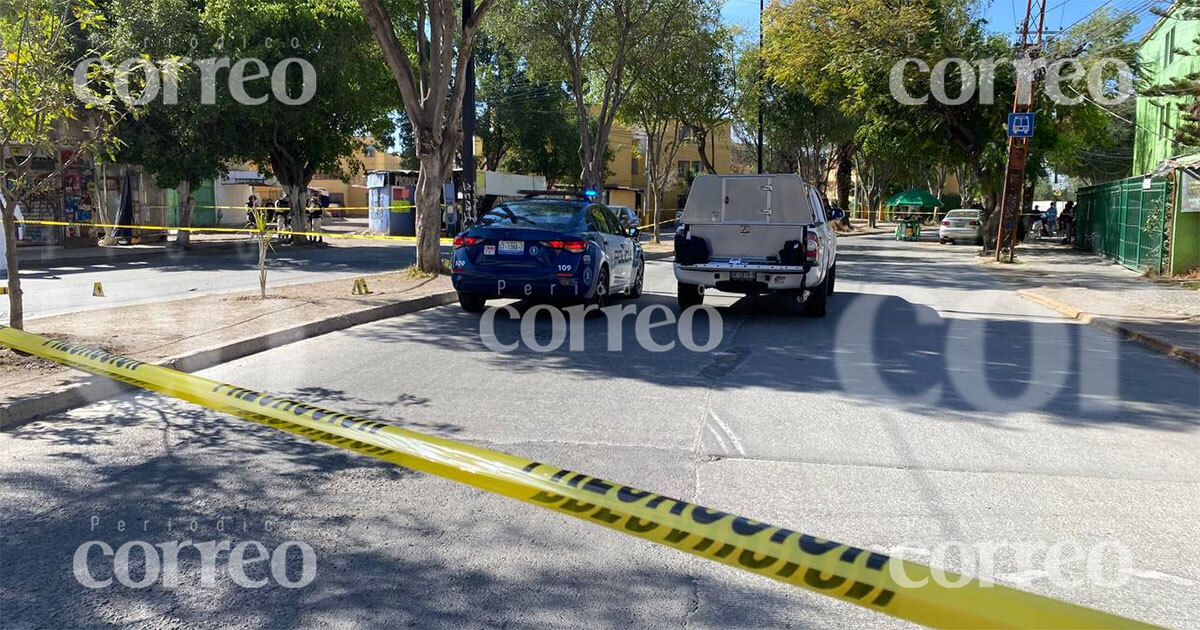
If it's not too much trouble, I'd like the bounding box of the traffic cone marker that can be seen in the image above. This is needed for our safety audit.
[93,282,105,297]
[352,278,371,295]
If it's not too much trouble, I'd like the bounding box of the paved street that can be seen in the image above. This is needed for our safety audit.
[2,235,1197,628]
[7,241,422,320]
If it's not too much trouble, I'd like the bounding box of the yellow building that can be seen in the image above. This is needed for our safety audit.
[603,122,733,216]
[311,138,404,214]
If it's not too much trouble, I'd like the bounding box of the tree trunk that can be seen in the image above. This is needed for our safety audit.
[258,220,268,299]
[415,154,444,273]
[652,191,662,245]
[175,180,193,247]
[693,127,716,174]
[1,191,24,330]
[96,163,117,246]
[288,184,308,240]
[835,147,853,212]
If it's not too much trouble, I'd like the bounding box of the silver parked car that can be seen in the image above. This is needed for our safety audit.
[938,208,984,245]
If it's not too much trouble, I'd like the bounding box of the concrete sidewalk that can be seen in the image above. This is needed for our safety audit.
[1,270,455,430]
[984,240,1199,367]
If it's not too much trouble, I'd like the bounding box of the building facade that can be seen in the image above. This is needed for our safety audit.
[603,122,733,217]
[1133,2,1200,175]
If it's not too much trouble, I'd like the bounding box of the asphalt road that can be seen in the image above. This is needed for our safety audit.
[6,240,423,320]
[2,234,1197,629]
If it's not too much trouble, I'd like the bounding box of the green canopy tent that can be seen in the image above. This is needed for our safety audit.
[885,189,946,223]
[884,189,944,241]
[884,189,944,208]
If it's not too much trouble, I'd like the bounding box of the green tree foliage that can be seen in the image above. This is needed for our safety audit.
[618,2,724,242]
[204,0,398,235]
[106,0,236,247]
[492,0,696,190]
[475,34,578,186]
[676,21,736,175]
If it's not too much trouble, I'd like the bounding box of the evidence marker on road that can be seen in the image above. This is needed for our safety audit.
[351,278,371,295]
[0,325,1159,630]
[92,282,105,297]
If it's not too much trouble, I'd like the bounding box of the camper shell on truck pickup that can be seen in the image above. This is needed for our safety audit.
[673,174,841,316]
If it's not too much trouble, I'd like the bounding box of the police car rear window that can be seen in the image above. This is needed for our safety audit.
[480,201,582,229]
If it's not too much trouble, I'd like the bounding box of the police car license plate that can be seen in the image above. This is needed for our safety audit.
[498,240,524,254]
[730,271,755,281]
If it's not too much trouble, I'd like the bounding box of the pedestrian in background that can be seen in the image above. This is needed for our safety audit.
[1045,201,1058,237]
[307,196,324,243]
[1059,201,1076,245]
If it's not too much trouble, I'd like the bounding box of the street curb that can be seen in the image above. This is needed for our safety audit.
[1018,289,1200,369]
[0,290,458,431]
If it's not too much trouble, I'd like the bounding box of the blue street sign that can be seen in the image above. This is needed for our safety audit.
[1008,112,1034,138]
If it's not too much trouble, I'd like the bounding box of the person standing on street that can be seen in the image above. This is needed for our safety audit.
[1059,201,1076,244]
[307,195,324,243]
[1045,201,1058,237]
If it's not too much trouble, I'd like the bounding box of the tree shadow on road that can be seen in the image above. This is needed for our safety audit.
[0,393,824,630]
[346,289,1199,433]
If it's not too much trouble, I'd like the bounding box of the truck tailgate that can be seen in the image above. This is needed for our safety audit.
[688,223,806,259]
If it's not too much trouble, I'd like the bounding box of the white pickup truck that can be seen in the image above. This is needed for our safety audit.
[673,174,840,317]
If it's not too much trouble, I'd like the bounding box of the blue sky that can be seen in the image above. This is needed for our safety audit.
[721,0,1166,42]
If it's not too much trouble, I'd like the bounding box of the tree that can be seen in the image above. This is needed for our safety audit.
[618,4,718,242]
[1,0,122,330]
[494,0,692,191]
[763,0,1011,217]
[476,33,578,186]
[207,1,397,244]
[677,23,735,174]
[358,0,495,273]
[107,0,234,248]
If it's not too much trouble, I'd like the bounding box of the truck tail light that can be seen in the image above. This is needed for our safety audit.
[806,232,820,263]
[546,240,587,254]
[453,236,479,249]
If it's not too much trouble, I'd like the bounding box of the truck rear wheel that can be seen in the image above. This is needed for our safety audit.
[678,282,703,309]
[803,278,828,317]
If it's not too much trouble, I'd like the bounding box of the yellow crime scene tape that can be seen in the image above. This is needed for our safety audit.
[637,217,678,230]
[0,325,1157,629]
[17,219,453,245]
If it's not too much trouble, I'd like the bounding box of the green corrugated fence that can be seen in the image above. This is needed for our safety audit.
[1076,175,1169,274]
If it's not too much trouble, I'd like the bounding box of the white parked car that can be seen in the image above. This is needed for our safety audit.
[938,209,985,245]
[673,174,840,317]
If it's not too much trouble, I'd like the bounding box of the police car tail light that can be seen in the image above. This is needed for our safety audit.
[453,236,479,249]
[546,240,587,254]
[806,232,820,263]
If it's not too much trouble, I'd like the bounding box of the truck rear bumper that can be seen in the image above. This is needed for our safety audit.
[674,262,823,293]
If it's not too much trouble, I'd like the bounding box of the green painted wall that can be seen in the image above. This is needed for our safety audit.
[1171,170,1200,274]
[166,181,217,227]
[1133,5,1200,175]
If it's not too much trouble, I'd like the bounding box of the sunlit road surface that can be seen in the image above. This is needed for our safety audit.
[2,234,1197,628]
[6,240,422,320]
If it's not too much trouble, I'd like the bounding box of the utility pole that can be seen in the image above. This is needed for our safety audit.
[994,0,1046,262]
[757,0,764,174]
[461,0,477,229]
